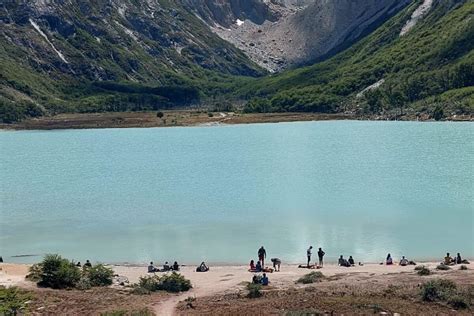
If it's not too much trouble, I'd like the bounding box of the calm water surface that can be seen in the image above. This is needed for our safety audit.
[1,121,473,264]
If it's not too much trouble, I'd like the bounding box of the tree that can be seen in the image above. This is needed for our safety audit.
[157,111,164,119]
[433,105,444,121]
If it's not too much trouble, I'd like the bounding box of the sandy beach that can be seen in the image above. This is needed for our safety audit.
[2,260,473,315]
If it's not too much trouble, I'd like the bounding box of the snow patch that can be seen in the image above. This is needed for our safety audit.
[356,79,385,98]
[29,19,69,64]
[236,19,245,26]
[400,0,433,36]
[95,37,101,43]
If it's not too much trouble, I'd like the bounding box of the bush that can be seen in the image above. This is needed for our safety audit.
[76,278,92,290]
[138,275,161,292]
[296,272,325,284]
[208,112,214,117]
[157,273,192,293]
[26,263,43,282]
[247,283,262,298]
[448,295,469,309]
[29,255,114,289]
[459,265,468,270]
[436,264,451,271]
[416,266,431,276]
[156,111,164,118]
[85,264,114,287]
[136,273,192,293]
[421,279,457,302]
[0,286,33,315]
[36,254,81,289]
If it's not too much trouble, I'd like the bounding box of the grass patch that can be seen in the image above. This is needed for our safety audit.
[296,272,325,284]
[421,279,471,309]
[0,286,33,315]
[100,309,153,316]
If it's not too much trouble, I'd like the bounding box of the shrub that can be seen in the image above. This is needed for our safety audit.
[447,295,469,309]
[416,266,431,276]
[136,273,192,293]
[0,286,33,315]
[247,283,262,298]
[76,278,92,290]
[156,111,164,118]
[421,279,457,302]
[459,265,468,270]
[37,254,81,289]
[138,275,161,292]
[26,263,43,282]
[85,264,114,286]
[296,272,325,284]
[208,112,214,117]
[157,273,192,293]
[436,264,451,271]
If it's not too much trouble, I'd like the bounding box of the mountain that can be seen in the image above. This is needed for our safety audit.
[1,0,472,123]
[240,0,474,119]
[202,0,412,71]
[0,0,264,122]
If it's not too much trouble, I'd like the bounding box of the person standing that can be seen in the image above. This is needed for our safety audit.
[258,246,267,267]
[307,246,313,267]
[318,247,325,267]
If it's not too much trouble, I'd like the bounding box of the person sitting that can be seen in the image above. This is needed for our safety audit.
[172,261,180,271]
[148,261,158,273]
[348,256,355,266]
[196,262,209,272]
[163,262,170,271]
[386,254,393,265]
[255,260,262,272]
[84,260,92,268]
[252,274,262,284]
[261,273,269,286]
[444,253,453,265]
[456,253,462,264]
[271,258,281,272]
[76,262,81,267]
[399,256,409,266]
[249,260,257,272]
[338,255,350,267]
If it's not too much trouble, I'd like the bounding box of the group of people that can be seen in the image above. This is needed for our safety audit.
[148,261,211,273]
[76,260,92,268]
[444,252,468,265]
[338,255,357,267]
[248,246,282,273]
[383,254,414,266]
[306,246,326,268]
[148,261,180,273]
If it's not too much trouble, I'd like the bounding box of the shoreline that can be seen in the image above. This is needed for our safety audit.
[1,111,472,131]
[2,261,473,315]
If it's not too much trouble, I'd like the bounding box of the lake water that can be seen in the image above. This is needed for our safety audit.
[1,121,473,265]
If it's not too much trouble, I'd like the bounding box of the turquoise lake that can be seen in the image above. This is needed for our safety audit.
[1,121,473,264]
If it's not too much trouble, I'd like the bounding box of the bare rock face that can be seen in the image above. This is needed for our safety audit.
[192,0,411,72]
[181,0,278,27]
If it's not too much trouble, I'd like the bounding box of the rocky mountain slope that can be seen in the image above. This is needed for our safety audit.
[239,0,473,118]
[197,0,411,71]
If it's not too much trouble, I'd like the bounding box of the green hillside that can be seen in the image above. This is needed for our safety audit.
[240,0,474,119]
[0,0,263,122]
